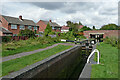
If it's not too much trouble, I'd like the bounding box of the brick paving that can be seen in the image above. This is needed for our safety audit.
[2,43,75,62]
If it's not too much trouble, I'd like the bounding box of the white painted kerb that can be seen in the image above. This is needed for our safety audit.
[87,49,100,64]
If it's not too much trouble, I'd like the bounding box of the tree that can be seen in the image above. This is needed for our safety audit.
[93,26,96,30]
[100,24,119,30]
[79,26,91,32]
[44,23,52,37]
[66,21,79,32]
[79,21,82,25]
[19,29,35,37]
[66,21,72,27]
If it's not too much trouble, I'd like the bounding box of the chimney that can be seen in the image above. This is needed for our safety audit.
[19,15,22,20]
[49,20,52,22]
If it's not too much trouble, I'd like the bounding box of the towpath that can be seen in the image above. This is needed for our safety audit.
[2,43,75,62]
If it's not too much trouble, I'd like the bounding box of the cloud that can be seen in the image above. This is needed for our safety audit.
[29,2,65,10]
[1,1,118,29]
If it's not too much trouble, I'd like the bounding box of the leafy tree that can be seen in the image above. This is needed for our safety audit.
[100,24,119,30]
[66,21,79,32]
[79,21,82,25]
[66,21,72,27]
[93,26,96,30]
[44,23,52,37]
[19,29,35,37]
[79,26,91,32]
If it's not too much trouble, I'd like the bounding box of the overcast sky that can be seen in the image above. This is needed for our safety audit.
[0,0,119,29]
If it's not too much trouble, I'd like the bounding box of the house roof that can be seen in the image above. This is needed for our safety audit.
[61,26,69,30]
[77,25,84,29]
[41,20,61,27]
[2,15,37,26]
[0,27,12,34]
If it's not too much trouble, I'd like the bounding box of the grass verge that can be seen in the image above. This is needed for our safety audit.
[91,42,118,78]
[2,45,73,76]
[2,42,56,57]
[2,37,60,57]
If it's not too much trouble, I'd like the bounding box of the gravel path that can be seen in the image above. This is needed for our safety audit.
[2,43,75,62]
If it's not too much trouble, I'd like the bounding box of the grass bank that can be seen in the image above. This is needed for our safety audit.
[2,37,60,57]
[91,42,118,78]
[2,45,73,76]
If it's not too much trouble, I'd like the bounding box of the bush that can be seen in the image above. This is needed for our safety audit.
[18,29,35,38]
[2,37,60,55]
[48,31,56,35]
[44,23,52,37]
[60,31,86,41]
[104,37,118,48]
[2,36,12,42]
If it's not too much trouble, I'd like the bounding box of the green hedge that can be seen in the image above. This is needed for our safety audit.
[2,36,12,42]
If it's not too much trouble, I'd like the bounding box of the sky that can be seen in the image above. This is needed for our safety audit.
[0,0,119,29]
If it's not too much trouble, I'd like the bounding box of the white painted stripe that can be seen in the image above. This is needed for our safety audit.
[61,39,66,42]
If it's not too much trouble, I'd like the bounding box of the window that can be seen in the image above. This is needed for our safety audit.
[20,25,25,30]
[28,26,32,30]
[13,34,17,36]
[11,24,17,29]
[52,26,54,29]
[34,26,38,30]
[58,28,61,30]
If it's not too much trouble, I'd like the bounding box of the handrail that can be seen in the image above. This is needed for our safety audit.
[87,49,100,64]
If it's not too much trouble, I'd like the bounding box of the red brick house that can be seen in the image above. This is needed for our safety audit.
[0,15,39,36]
[37,20,61,33]
[61,25,69,33]
[84,30,120,39]
[77,25,84,29]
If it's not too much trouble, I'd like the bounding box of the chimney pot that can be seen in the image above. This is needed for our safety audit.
[19,15,22,20]
[49,20,52,22]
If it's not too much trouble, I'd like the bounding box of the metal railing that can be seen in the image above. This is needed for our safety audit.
[87,49,100,64]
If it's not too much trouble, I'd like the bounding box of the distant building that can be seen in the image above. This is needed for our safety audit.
[84,30,120,39]
[37,20,62,33]
[77,25,84,29]
[61,25,69,33]
[0,15,39,36]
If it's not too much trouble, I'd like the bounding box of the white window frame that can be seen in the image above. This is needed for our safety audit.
[20,25,25,30]
[34,26,38,30]
[28,26,32,30]
[52,26,54,29]
[11,24,17,29]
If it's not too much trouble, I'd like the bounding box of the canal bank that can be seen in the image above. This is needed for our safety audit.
[2,44,92,80]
